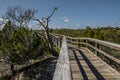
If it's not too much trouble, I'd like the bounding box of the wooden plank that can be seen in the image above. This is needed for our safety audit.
[69,47,120,80]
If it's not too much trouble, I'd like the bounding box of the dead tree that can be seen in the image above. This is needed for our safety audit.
[2,6,37,27]
[33,7,58,56]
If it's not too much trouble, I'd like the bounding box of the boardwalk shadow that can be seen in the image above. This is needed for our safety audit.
[69,47,105,80]
[71,48,88,80]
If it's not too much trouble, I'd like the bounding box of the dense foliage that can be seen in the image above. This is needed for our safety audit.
[0,21,50,72]
[51,26,120,44]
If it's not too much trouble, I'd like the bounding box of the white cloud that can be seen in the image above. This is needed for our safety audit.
[64,18,69,22]
[60,16,69,22]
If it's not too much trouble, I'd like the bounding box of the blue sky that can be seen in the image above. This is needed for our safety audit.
[0,0,120,29]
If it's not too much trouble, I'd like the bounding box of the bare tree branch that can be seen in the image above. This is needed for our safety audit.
[32,19,46,29]
[2,6,37,27]
[47,7,58,20]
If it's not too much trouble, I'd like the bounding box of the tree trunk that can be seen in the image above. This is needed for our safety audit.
[45,27,58,56]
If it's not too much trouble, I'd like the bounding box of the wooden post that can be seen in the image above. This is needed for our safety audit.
[60,37,62,48]
[97,44,101,57]
[99,44,102,50]
[53,36,55,45]
[55,36,57,46]
[86,39,88,48]
[58,38,60,48]
[71,38,72,45]
[52,35,53,45]
[56,37,58,47]
[78,39,80,48]
[95,42,98,55]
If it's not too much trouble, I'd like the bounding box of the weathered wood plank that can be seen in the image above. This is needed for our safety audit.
[52,37,71,80]
[69,47,120,80]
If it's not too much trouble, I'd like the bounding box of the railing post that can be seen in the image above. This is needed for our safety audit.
[58,37,61,48]
[58,38,60,48]
[95,42,97,55]
[53,36,56,45]
[99,44,102,50]
[95,42,99,56]
[59,37,62,48]
[78,39,80,48]
[97,44,101,57]
[70,38,72,45]
[56,37,58,47]
[55,36,58,47]
[86,39,88,48]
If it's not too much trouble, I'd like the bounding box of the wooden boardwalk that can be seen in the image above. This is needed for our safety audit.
[68,47,120,80]
[51,35,120,80]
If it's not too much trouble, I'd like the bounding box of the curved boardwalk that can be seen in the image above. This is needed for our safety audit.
[68,46,120,80]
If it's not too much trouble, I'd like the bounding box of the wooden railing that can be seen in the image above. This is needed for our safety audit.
[50,34,62,48]
[51,34,120,72]
[52,37,71,80]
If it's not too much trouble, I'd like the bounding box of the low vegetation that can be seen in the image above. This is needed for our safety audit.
[51,26,120,44]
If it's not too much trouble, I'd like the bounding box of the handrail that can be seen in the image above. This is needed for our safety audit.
[51,33,120,50]
[52,37,71,80]
[86,38,120,51]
